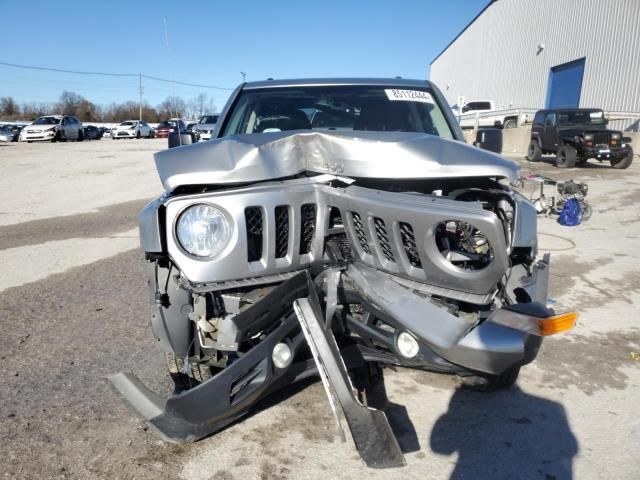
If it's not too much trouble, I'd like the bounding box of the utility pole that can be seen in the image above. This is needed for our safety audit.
[139,73,144,121]
[240,71,246,82]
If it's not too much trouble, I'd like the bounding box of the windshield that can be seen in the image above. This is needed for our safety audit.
[199,115,219,124]
[221,85,454,139]
[33,117,61,125]
[558,111,606,126]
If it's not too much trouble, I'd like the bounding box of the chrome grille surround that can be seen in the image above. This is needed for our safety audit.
[328,185,509,296]
[165,179,327,284]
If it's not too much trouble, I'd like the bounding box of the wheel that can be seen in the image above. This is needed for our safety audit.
[165,352,213,390]
[556,145,577,168]
[459,366,520,392]
[504,118,517,129]
[112,136,116,140]
[581,202,593,221]
[77,130,84,142]
[526,140,542,162]
[136,130,141,139]
[611,146,633,169]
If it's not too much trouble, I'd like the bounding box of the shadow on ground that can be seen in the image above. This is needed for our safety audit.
[430,385,578,480]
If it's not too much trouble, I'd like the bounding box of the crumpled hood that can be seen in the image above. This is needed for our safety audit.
[154,130,519,190]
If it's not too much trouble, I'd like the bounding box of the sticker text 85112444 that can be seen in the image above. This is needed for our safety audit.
[384,89,434,104]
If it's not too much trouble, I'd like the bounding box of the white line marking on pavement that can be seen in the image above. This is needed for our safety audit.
[0,228,139,292]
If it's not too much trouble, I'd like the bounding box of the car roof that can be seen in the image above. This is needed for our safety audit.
[243,77,433,90]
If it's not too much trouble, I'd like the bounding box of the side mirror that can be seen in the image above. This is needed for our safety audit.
[473,128,503,154]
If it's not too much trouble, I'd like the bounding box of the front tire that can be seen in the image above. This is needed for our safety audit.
[504,118,517,129]
[611,146,633,169]
[556,145,577,168]
[527,140,542,162]
[165,352,213,390]
[78,130,84,142]
[459,366,520,392]
[136,130,141,139]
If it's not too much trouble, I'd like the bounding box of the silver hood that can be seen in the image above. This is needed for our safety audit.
[154,130,519,190]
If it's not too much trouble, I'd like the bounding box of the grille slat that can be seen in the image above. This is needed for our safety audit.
[275,206,289,259]
[399,223,422,268]
[351,212,371,255]
[374,218,395,262]
[593,132,610,145]
[299,204,316,255]
[245,207,263,262]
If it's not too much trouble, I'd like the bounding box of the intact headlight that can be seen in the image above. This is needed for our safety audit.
[176,204,231,257]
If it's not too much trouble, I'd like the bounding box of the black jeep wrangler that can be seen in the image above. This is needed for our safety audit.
[526,108,633,169]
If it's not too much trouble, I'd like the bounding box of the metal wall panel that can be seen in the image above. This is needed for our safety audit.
[430,0,640,129]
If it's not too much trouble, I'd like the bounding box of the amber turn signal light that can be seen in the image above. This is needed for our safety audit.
[538,312,578,336]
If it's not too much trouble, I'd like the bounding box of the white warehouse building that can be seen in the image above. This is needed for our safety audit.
[429,0,640,130]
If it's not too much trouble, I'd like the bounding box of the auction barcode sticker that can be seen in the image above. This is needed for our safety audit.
[385,89,434,103]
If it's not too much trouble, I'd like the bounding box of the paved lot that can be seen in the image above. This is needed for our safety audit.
[0,139,638,479]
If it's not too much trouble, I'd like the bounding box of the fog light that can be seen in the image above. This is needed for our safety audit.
[272,342,293,369]
[396,331,420,359]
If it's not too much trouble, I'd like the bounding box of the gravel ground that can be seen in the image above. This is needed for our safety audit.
[0,139,638,480]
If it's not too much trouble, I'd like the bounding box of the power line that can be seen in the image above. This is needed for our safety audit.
[0,60,235,91]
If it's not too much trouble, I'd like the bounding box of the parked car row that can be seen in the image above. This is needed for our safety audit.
[3,113,219,144]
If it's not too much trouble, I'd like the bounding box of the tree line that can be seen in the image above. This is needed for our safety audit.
[0,91,217,123]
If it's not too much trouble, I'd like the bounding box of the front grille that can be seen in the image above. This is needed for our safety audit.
[299,204,317,254]
[351,212,371,254]
[593,132,611,145]
[275,206,289,259]
[399,223,422,268]
[245,207,263,262]
[374,218,395,262]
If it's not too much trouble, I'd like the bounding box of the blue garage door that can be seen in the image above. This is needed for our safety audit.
[545,58,586,108]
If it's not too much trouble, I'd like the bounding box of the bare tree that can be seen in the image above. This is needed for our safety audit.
[0,97,20,118]
[187,93,217,119]
[21,102,53,120]
[56,91,85,115]
[157,95,187,119]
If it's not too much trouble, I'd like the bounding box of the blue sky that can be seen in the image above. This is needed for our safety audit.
[0,0,487,109]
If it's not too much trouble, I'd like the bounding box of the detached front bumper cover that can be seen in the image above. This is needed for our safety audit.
[110,268,574,467]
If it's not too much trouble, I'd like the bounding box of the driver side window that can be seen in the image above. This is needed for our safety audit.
[545,113,556,127]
